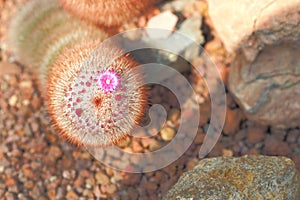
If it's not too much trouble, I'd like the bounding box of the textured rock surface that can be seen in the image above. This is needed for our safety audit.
[229,42,300,128]
[207,0,300,53]
[164,155,300,200]
[208,0,300,128]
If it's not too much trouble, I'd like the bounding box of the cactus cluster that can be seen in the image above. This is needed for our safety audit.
[9,0,147,147]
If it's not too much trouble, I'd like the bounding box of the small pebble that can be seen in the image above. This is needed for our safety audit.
[161,126,175,142]
[66,191,78,199]
[221,148,233,157]
[102,184,117,195]
[132,140,144,153]
[149,140,164,152]
[168,108,180,124]
[31,95,41,109]
[146,11,178,39]
[20,80,32,88]
[93,186,102,198]
[95,172,110,186]
[223,108,243,135]
[30,122,39,132]
[62,170,71,179]
[263,136,292,156]
[117,137,130,148]
[8,95,18,106]
[247,125,266,144]
[47,146,63,163]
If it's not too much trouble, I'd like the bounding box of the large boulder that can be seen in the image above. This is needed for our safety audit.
[163,155,300,200]
[208,0,300,128]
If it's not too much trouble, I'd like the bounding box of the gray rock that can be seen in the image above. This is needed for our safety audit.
[146,11,178,39]
[163,155,300,200]
[142,13,204,57]
[179,14,204,61]
[208,0,300,128]
[207,0,300,53]
[229,42,300,129]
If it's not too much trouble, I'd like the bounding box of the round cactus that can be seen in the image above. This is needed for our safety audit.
[47,43,146,147]
[59,0,157,27]
[9,0,146,147]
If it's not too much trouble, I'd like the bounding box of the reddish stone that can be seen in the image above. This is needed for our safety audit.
[246,148,259,155]
[194,133,206,144]
[247,125,267,144]
[122,173,142,186]
[145,181,158,192]
[223,108,244,135]
[208,143,222,157]
[74,177,84,188]
[209,0,300,128]
[66,191,78,199]
[95,172,110,186]
[5,177,15,187]
[132,140,143,153]
[263,136,292,156]
[31,96,41,110]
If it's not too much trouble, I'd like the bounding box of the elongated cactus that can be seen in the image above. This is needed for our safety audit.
[9,0,146,147]
[59,0,157,27]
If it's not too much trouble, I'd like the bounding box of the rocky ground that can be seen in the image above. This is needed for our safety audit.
[0,0,299,199]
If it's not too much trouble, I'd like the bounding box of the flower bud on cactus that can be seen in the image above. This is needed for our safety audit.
[9,0,146,147]
[59,0,157,27]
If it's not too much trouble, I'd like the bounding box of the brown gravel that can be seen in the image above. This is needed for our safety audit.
[0,0,299,199]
